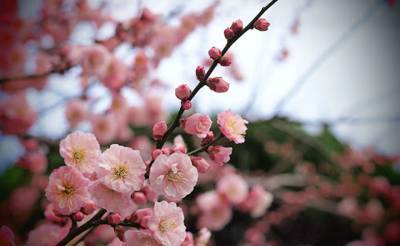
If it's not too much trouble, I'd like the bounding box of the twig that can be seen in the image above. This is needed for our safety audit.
[188,134,224,155]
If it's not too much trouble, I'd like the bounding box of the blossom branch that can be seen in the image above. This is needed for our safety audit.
[155,0,279,149]
[188,133,224,155]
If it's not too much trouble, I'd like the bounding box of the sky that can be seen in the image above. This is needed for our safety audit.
[1,0,399,170]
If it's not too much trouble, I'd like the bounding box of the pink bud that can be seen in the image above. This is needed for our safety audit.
[175,84,191,100]
[208,47,222,60]
[254,18,270,31]
[201,131,215,145]
[219,56,232,66]
[73,212,85,221]
[196,65,205,81]
[224,28,235,40]
[132,192,147,204]
[161,147,172,155]
[207,77,230,93]
[208,145,232,166]
[152,149,162,160]
[142,185,157,202]
[230,19,243,34]
[107,213,122,225]
[81,202,97,215]
[181,100,192,110]
[152,120,167,141]
[191,156,210,173]
[131,208,153,228]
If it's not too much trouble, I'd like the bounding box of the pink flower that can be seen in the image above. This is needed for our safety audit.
[59,131,101,175]
[207,77,229,93]
[81,44,111,76]
[91,113,118,144]
[195,228,211,246]
[0,226,15,246]
[243,185,273,217]
[191,156,210,173]
[17,150,47,173]
[65,100,87,128]
[207,146,232,166]
[45,166,91,215]
[0,91,36,135]
[217,110,248,144]
[175,84,191,101]
[196,191,232,231]
[124,229,161,246]
[195,66,205,81]
[217,173,248,204]
[148,201,186,246]
[27,221,71,246]
[182,113,212,138]
[101,57,128,90]
[89,181,137,218]
[97,144,146,193]
[149,153,198,201]
[153,121,168,141]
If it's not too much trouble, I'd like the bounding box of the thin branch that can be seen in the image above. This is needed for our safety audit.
[188,134,224,155]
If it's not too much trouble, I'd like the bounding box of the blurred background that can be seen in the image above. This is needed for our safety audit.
[1,0,400,245]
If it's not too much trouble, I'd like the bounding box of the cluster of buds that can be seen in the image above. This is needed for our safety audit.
[175,84,193,110]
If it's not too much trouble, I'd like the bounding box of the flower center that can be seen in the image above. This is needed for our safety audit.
[73,149,85,164]
[227,118,241,135]
[58,183,75,198]
[166,169,182,182]
[113,165,128,180]
[159,218,177,232]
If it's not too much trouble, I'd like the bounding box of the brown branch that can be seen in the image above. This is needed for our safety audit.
[188,134,224,155]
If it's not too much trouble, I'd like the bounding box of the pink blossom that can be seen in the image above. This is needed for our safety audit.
[0,226,15,246]
[101,57,128,90]
[81,44,111,76]
[217,173,248,204]
[208,47,221,60]
[149,153,198,201]
[191,156,210,173]
[153,120,168,141]
[217,110,248,144]
[17,150,47,174]
[196,191,232,231]
[182,113,212,138]
[59,131,101,175]
[91,113,118,144]
[97,144,146,193]
[89,181,137,218]
[182,232,194,246]
[244,185,273,217]
[27,220,71,246]
[207,146,232,166]
[0,91,36,135]
[124,229,161,246]
[45,166,91,215]
[148,201,186,246]
[65,100,87,128]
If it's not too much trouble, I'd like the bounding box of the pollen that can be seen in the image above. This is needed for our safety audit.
[113,165,128,180]
[159,218,177,232]
[72,149,86,164]
[58,183,75,198]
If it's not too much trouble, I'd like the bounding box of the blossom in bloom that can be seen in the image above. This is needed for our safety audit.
[81,44,111,76]
[181,113,212,138]
[217,110,248,144]
[91,113,118,144]
[27,220,71,246]
[149,153,198,201]
[97,144,146,193]
[207,146,232,166]
[59,131,101,175]
[196,191,232,231]
[124,229,162,246]
[101,57,128,90]
[17,150,47,174]
[148,201,186,246]
[0,226,15,246]
[65,100,87,128]
[244,185,273,217]
[45,166,91,215]
[89,181,137,218]
[0,91,36,135]
[217,173,248,204]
